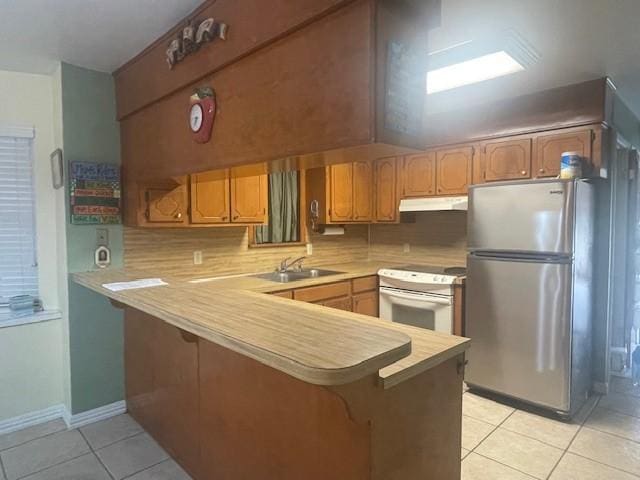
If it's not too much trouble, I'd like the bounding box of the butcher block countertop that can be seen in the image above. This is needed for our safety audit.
[72,261,469,388]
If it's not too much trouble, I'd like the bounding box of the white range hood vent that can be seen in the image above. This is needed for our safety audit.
[399,196,468,212]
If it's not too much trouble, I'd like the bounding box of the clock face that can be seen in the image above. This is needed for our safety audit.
[189,103,204,132]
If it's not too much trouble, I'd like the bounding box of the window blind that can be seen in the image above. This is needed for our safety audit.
[0,133,38,299]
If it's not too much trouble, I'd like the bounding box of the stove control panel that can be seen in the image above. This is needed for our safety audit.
[377,269,457,285]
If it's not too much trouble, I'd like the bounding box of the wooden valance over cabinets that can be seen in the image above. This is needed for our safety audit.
[115,0,441,185]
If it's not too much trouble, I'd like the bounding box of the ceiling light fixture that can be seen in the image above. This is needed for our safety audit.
[427,50,524,94]
[426,30,538,95]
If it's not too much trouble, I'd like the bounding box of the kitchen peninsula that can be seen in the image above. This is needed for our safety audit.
[74,265,469,480]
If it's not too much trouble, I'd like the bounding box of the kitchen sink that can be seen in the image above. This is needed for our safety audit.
[252,269,344,283]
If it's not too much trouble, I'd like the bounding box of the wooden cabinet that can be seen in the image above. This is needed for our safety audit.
[190,170,230,224]
[329,163,354,222]
[481,137,532,182]
[435,147,473,195]
[307,161,373,224]
[374,157,399,223]
[353,162,373,221]
[323,296,353,311]
[124,309,200,478]
[189,165,268,225]
[533,129,592,178]
[139,183,189,226]
[230,167,268,223]
[403,153,436,197]
[287,275,378,317]
[353,290,378,317]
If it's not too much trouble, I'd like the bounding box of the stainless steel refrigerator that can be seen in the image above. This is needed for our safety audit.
[466,179,594,417]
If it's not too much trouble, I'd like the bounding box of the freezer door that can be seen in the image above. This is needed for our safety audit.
[468,179,575,255]
[465,254,573,412]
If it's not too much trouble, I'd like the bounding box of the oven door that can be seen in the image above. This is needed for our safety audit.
[379,287,453,334]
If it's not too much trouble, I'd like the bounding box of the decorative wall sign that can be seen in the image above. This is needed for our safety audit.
[166,17,228,69]
[384,41,428,137]
[70,162,121,225]
[189,87,217,144]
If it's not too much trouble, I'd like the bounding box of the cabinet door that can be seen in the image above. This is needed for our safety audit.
[329,163,354,222]
[482,138,532,181]
[353,161,373,222]
[190,170,230,224]
[436,147,473,195]
[143,185,188,224]
[353,291,378,317]
[230,168,268,223]
[403,153,436,197]
[322,296,353,312]
[153,324,200,476]
[534,130,591,178]
[374,158,398,222]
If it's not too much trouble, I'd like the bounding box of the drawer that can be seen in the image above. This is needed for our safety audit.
[352,275,377,293]
[271,290,293,299]
[294,281,351,303]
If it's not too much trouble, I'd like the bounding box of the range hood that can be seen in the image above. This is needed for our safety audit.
[399,196,468,212]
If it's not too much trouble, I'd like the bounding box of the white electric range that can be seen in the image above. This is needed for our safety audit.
[377,265,466,334]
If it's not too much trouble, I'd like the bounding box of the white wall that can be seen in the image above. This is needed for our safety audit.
[0,69,66,420]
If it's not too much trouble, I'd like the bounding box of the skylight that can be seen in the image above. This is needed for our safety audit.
[427,50,524,94]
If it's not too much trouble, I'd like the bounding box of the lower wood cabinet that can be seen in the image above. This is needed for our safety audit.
[352,290,379,317]
[124,309,200,478]
[287,275,378,317]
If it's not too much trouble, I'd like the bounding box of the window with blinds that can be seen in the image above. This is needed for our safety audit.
[0,128,38,299]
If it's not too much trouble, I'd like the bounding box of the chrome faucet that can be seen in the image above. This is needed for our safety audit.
[278,256,306,273]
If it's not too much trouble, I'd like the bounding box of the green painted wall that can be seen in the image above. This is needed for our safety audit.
[61,63,124,414]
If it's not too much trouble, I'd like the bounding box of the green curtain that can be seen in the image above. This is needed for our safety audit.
[255,171,299,244]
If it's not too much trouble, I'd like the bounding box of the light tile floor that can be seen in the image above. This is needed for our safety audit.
[0,378,638,479]
[462,378,640,479]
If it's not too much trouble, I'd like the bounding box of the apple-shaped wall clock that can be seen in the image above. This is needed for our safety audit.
[189,87,216,144]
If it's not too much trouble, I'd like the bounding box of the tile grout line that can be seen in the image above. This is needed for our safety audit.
[545,394,602,479]
[77,428,115,480]
[120,458,173,480]
[470,451,539,479]
[565,450,640,479]
[0,424,67,454]
[466,405,517,456]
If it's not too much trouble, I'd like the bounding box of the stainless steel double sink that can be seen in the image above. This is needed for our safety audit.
[251,269,343,283]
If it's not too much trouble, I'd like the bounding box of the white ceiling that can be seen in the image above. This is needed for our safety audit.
[0,0,201,74]
[427,0,640,116]
[1,0,640,117]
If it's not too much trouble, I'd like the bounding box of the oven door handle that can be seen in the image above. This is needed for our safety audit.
[380,288,453,305]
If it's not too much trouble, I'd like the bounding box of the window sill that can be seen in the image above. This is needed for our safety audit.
[0,310,62,329]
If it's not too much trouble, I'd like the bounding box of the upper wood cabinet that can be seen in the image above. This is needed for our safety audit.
[533,129,592,178]
[230,167,269,223]
[435,147,473,196]
[374,157,399,223]
[190,166,268,225]
[481,138,532,182]
[139,182,189,226]
[190,170,231,224]
[307,161,373,224]
[353,162,373,221]
[403,153,436,197]
[329,163,354,222]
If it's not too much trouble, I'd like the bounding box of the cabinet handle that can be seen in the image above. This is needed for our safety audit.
[521,170,527,176]
[538,168,545,174]
[175,212,182,219]
[222,216,228,220]
[232,215,239,220]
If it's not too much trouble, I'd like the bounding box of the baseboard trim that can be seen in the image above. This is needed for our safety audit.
[0,405,67,436]
[64,400,127,429]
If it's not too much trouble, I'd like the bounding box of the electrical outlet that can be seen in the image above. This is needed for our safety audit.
[193,251,203,265]
[96,228,108,246]
[306,243,313,255]
[403,243,410,253]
